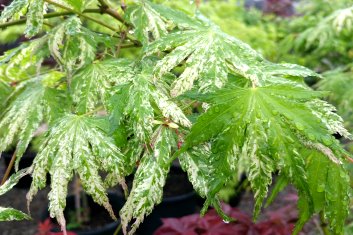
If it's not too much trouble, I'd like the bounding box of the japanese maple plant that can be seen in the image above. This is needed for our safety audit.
[0,0,351,235]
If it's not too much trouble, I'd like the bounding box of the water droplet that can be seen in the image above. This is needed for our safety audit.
[317,184,325,192]
[214,107,220,113]
[308,133,316,141]
[295,122,304,131]
[322,136,333,146]
[223,219,230,224]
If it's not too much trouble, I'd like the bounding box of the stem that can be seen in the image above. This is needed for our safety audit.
[98,0,125,23]
[344,154,353,163]
[82,105,104,116]
[1,150,17,185]
[113,223,122,235]
[97,0,140,45]
[44,0,118,32]
[0,9,101,29]
[319,212,331,235]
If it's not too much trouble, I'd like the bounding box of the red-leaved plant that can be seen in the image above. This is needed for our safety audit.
[154,194,300,235]
[36,219,77,235]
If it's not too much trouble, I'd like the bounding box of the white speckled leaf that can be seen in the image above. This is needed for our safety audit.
[0,74,65,171]
[25,0,46,38]
[145,22,320,96]
[0,207,31,221]
[48,16,113,74]
[180,84,351,230]
[109,63,190,142]
[0,38,49,82]
[0,168,32,196]
[71,58,134,114]
[28,114,128,233]
[120,127,175,235]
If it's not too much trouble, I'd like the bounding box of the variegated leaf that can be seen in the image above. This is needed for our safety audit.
[120,127,176,235]
[71,58,134,114]
[0,207,31,221]
[27,115,128,233]
[145,22,318,96]
[0,73,65,170]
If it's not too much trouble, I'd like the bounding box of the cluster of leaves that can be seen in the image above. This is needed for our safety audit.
[155,199,299,235]
[0,1,352,235]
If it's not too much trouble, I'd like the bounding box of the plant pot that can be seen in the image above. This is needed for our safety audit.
[2,150,36,188]
[41,193,124,235]
[136,167,198,235]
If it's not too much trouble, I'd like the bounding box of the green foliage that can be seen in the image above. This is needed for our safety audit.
[0,168,32,221]
[0,207,31,221]
[0,1,352,235]
[27,114,128,231]
[71,58,133,113]
[0,38,49,81]
[0,73,65,170]
[316,67,353,125]
[179,84,350,230]
[0,0,45,38]
[306,150,350,234]
[48,16,113,74]
[120,127,176,235]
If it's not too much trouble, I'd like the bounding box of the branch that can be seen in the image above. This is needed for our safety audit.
[1,150,16,185]
[0,9,101,29]
[98,0,125,24]
[344,154,353,164]
[44,0,117,32]
[97,0,140,46]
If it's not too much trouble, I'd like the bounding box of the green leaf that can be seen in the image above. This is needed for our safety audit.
[126,1,168,45]
[48,17,113,74]
[316,69,353,125]
[0,74,65,170]
[145,22,316,96]
[0,0,45,38]
[71,58,133,113]
[108,63,190,142]
[306,150,351,234]
[27,114,128,232]
[180,84,349,222]
[0,0,29,23]
[0,81,12,108]
[0,207,31,221]
[126,0,204,45]
[294,6,353,50]
[0,168,32,196]
[63,0,84,11]
[179,144,234,222]
[25,0,45,38]
[0,38,49,82]
[120,127,176,235]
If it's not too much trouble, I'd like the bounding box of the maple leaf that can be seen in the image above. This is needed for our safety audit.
[27,114,128,234]
[0,72,66,170]
[145,16,318,96]
[178,83,351,233]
